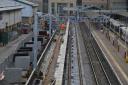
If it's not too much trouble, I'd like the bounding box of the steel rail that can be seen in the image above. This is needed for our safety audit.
[67,28,71,85]
[80,22,99,85]
[74,24,83,85]
[80,22,111,85]
[91,33,121,85]
[90,35,111,85]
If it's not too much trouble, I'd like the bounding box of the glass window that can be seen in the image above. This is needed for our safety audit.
[70,3,73,7]
[52,3,55,7]
[52,3,55,14]
[0,13,3,20]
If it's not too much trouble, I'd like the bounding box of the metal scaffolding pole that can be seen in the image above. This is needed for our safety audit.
[49,1,52,37]
[33,12,38,68]
[77,7,79,21]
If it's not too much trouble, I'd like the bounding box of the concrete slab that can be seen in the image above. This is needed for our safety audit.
[0,32,32,66]
[14,56,30,70]
[5,68,22,83]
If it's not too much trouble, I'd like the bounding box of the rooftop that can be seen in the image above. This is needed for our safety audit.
[0,0,23,11]
[0,0,20,8]
[15,0,38,7]
[118,12,128,17]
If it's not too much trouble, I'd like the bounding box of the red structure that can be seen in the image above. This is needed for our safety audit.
[60,24,66,30]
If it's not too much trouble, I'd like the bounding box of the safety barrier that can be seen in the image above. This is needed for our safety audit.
[25,30,57,85]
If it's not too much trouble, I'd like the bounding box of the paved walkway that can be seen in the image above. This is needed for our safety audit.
[54,20,69,85]
[85,20,128,85]
[0,32,32,65]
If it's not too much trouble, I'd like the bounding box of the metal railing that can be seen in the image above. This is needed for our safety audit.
[25,30,57,85]
[50,79,56,85]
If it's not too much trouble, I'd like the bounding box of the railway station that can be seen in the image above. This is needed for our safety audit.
[0,0,128,85]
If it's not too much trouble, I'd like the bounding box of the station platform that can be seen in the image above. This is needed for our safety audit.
[54,20,69,85]
[85,20,128,85]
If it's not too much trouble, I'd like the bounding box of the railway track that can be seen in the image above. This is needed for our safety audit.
[75,24,83,85]
[79,22,120,85]
[65,24,83,85]
[66,27,71,85]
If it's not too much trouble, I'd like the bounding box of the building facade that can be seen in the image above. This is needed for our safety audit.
[82,0,107,9]
[0,0,23,46]
[15,0,38,29]
[43,0,48,13]
[80,0,127,10]
[77,0,82,6]
[127,0,128,11]
[27,0,48,13]
[108,0,127,10]
[49,0,76,16]
[27,0,43,12]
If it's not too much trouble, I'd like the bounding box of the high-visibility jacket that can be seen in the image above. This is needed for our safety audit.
[60,24,65,30]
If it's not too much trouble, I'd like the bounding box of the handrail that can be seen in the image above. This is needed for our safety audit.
[25,30,57,85]
[50,79,56,85]
[37,30,56,66]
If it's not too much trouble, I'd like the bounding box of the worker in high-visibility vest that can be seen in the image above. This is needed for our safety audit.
[60,23,65,30]
[60,23,66,35]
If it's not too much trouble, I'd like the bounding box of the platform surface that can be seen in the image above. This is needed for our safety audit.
[85,20,128,85]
